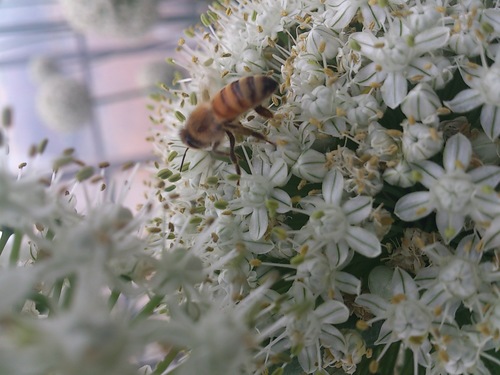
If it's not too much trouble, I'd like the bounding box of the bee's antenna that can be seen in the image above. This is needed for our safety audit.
[180,147,189,172]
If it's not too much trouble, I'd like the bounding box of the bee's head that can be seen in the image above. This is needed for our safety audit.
[179,103,223,149]
[180,128,205,149]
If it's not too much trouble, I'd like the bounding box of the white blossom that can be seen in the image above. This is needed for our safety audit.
[356,268,434,365]
[445,60,500,140]
[351,24,449,108]
[230,158,291,240]
[395,133,500,243]
[402,121,443,162]
[401,83,441,122]
[297,170,381,264]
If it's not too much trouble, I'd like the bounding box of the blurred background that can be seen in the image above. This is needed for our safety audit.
[0,0,206,208]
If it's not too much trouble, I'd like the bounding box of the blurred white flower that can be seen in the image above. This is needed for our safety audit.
[36,76,92,132]
[5,0,497,374]
[59,0,158,38]
[29,57,61,84]
[280,283,349,373]
[137,60,177,88]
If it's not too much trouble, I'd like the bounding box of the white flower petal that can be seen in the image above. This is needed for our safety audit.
[483,9,500,33]
[421,242,452,263]
[442,133,472,172]
[381,71,407,109]
[350,32,380,59]
[435,210,464,243]
[480,103,500,141]
[375,320,393,345]
[413,26,450,54]
[420,284,449,308]
[271,188,292,213]
[326,0,357,30]
[315,300,349,324]
[325,241,351,268]
[391,268,419,300]
[394,191,433,221]
[360,4,385,29]
[0,268,36,316]
[291,149,327,183]
[268,158,288,186]
[415,266,439,289]
[322,169,344,206]
[471,189,500,221]
[355,294,390,317]
[407,59,439,81]
[320,324,345,349]
[249,208,268,240]
[231,204,254,215]
[242,238,275,255]
[343,196,372,224]
[444,88,484,113]
[401,83,441,121]
[482,217,500,251]
[468,165,500,186]
[410,160,443,189]
[455,234,482,262]
[336,271,361,295]
[298,344,318,374]
[368,266,394,299]
[354,62,384,86]
[345,226,381,257]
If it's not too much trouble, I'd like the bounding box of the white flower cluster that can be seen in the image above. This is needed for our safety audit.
[3,0,500,375]
[59,0,158,38]
[150,0,500,374]
[0,136,168,374]
[31,57,93,133]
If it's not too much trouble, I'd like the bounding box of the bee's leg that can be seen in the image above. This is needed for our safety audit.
[224,130,241,178]
[211,141,232,160]
[224,121,276,147]
[254,105,274,118]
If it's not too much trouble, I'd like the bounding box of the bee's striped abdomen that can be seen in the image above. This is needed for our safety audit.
[212,75,277,121]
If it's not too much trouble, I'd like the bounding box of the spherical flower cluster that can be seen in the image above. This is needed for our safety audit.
[59,0,158,38]
[150,0,500,373]
[35,74,92,132]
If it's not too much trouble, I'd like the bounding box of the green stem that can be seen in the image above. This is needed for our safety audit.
[152,348,182,375]
[51,278,65,311]
[0,227,14,257]
[132,294,164,324]
[9,229,23,266]
[108,289,121,310]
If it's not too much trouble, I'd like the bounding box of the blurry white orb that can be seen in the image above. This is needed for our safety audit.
[36,76,93,132]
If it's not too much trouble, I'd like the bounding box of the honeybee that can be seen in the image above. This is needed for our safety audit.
[180,75,278,177]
